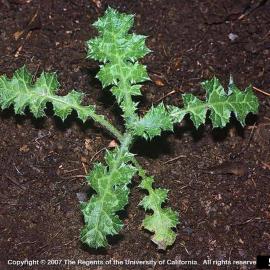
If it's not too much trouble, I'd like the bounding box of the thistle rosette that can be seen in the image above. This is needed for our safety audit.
[0,7,260,252]
[85,8,180,250]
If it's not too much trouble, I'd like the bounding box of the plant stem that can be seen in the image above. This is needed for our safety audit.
[131,157,146,178]
[90,112,124,142]
[45,95,124,141]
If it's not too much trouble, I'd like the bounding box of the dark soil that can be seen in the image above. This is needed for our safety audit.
[1,0,270,269]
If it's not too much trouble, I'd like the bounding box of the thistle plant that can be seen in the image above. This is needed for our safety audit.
[0,8,259,250]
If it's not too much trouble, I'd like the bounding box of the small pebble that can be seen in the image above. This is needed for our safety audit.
[228,33,239,42]
[76,192,88,203]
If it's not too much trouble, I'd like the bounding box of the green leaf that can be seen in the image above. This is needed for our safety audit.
[87,7,151,125]
[0,66,95,122]
[140,188,169,211]
[143,208,179,250]
[181,94,207,128]
[111,85,142,104]
[130,103,174,140]
[81,148,137,248]
[168,77,259,128]
[97,62,148,88]
[93,7,134,36]
[123,34,151,62]
[139,176,179,250]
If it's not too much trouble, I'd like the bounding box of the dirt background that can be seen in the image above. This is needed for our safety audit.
[0,0,270,269]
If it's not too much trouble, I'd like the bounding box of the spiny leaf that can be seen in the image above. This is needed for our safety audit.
[0,66,95,122]
[93,7,134,36]
[81,148,137,248]
[168,77,259,128]
[139,176,179,250]
[97,62,149,88]
[181,94,207,128]
[87,8,150,63]
[87,7,150,124]
[130,103,174,140]
[111,85,142,104]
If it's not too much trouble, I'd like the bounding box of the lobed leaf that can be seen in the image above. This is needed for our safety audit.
[81,148,137,248]
[139,176,179,250]
[130,103,174,140]
[168,77,259,128]
[97,62,149,88]
[93,7,134,36]
[87,7,151,124]
[0,66,95,122]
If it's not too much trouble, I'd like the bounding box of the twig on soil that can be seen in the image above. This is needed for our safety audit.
[262,30,270,40]
[154,79,184,104]
[230,217,262,227]
[175,178,194,189]
[0,201,19,206]
[33,131,51,144]
[14,9,39,40]
[15,240,37,247]
[230,123,257,160]
[13,8,41,57]
[253,86,270,97]
[63,168,80,174]
[238,0,269,21]
[154,90,177,104]
[249,177,257,188]
[91,0,102,8]
[14,165,23,175]
[1,0,10,8]
[32,63,41,82]
[34,230,62,255]
[261,162,270,170]
[63,236,79,246]
[176,184,191,190]
[60,174,85,180]
[227,248,233,270]
[14,31,32,58]
[163,155,187,165]
[81,162,88,174]
[179,242,191,255]
[5,174,26,190]
[90,147,107,163]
